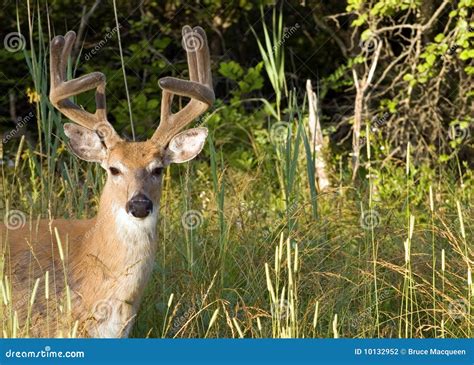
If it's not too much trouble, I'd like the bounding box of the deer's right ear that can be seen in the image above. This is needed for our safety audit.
[64,123,107,163]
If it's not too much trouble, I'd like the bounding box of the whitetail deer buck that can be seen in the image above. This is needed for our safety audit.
[1,26,214,337]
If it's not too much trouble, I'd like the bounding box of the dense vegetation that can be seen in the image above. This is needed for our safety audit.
[0,0,472,338]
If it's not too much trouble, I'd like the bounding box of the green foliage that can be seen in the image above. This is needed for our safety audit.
[250,4,287,120]
[369,0,417,16]
[219,60,264,102]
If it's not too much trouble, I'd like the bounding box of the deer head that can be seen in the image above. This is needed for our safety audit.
[49,26,214,221]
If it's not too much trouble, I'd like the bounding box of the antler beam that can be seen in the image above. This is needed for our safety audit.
[50,31,120,146]
[151,25,215,145]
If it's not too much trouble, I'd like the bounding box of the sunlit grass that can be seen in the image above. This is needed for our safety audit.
[1,135,473,338]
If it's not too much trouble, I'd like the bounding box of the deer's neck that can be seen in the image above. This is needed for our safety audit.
[92,196,159,256]
[92,196,158,297]
[74,191,159,337]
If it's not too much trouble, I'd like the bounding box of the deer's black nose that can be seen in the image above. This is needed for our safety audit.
[126,194,153,218]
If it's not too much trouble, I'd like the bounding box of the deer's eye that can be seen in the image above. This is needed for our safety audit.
[152,167,163,176]
[109,167,121,176]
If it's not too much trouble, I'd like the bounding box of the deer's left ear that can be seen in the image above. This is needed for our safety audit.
[164,127,208,164]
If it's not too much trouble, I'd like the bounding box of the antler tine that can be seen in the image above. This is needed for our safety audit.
[151,26,215,145]
[49,31,120,146]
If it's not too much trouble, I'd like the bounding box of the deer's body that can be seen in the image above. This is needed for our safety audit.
[5,196,157,337]
[2,26,214,338]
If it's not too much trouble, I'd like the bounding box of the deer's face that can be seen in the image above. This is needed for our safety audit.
[51,26,213,225]
[64,123,208,220]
